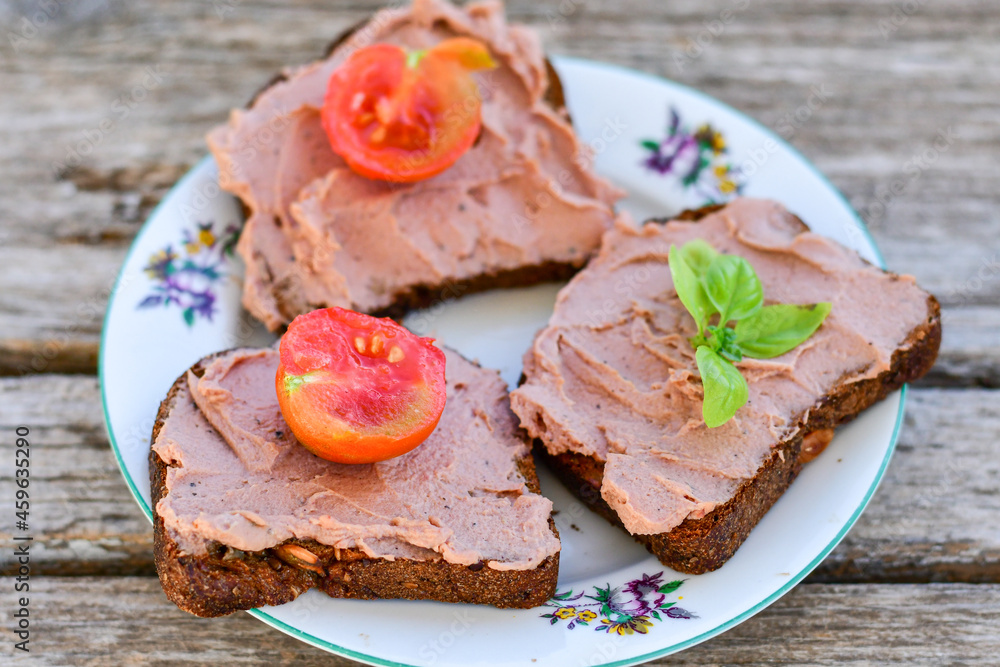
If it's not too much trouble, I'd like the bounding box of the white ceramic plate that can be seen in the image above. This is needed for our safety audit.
[101,57,903,666]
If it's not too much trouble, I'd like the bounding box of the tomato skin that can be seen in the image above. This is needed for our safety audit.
[276,308,447,464]
[321,38,496,183]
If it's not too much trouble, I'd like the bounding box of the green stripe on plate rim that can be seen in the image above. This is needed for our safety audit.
[99,56,901,667]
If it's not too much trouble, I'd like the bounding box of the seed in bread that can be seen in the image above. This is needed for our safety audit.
[151,347,560,617]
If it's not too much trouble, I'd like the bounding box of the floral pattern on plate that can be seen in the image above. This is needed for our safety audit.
[137,220,240,326]
[103,58,899,667]
[540,572,697,635]
[640,107,746,205]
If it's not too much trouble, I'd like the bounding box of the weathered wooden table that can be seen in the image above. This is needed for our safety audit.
[1,0,998,663]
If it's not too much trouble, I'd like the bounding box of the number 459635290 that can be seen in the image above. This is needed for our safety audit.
[14,426,30,530]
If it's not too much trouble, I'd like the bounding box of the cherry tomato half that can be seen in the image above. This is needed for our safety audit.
[321,37,496,183]
[276,307,447,464]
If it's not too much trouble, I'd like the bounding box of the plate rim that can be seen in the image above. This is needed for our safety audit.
[98,55,905,667]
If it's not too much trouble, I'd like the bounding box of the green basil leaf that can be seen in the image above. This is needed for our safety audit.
[735,303,832,359]
[704,254,763,324]
[696,346,749,428]
[678,239,718,275]
[669,245,715,334]
[706,325,742,362]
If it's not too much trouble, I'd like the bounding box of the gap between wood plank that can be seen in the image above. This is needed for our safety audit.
[1,578,997,665]
[0,378,997,583]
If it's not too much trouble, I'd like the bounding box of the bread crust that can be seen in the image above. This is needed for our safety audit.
[537,204,943,575]
[241,25,577,329]
[150,354,559,617]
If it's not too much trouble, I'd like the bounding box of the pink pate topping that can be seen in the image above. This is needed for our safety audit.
[207,0,622,330]
[153,347,559,571]
[510,198,933,536]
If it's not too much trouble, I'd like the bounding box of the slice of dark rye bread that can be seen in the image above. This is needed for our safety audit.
[231,14,608,329]
[150,352,559,618]
[530,203,942,575]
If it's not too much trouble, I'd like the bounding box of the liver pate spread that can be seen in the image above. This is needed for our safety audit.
[207,0,622,330]
[152,347,559,571]
[510,198,933,536]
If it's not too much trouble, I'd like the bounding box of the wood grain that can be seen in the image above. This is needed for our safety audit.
[1,304,996,385]
[811,388,1000,583]
[923,306,1000,388]
[1,577,997,665]
[0,0,997,661]
[0,0,997,378]
[0,374,155,576]
[2,375,997,583]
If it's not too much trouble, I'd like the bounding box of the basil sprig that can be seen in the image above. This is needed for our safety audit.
[669,240,831,428]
